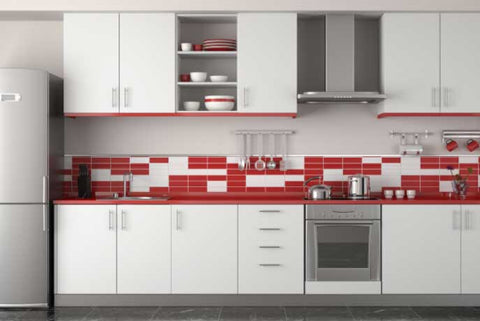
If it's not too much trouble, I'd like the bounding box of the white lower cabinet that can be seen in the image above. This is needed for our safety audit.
[461,205,480,293]
[55,204,172,294]
[238,205,304,294]
[55,205,117,294]
[382,205,461,294]
[117,205,171,294]
[171,205,237,294]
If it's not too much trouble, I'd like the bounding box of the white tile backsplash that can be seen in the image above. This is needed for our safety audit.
[91,169,110,181]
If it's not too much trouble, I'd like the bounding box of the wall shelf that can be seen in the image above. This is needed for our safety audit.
[178,51,237,58]
[64,112,297,118]
[178,82,237,88]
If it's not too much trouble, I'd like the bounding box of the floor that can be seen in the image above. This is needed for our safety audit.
[2,307,480,321]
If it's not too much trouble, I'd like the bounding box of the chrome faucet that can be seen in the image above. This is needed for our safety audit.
[123,171,133,197]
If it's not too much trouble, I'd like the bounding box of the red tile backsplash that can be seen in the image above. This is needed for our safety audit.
[60,155,480,197]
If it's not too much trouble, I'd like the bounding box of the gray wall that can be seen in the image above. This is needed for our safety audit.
[0,20,479,156]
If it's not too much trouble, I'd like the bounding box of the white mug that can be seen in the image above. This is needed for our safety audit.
[395,189,405,199]
[406,189,416,199]
[181,43,193,51]
[384,190,394,199]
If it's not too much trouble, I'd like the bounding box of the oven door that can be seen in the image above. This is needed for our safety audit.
[306,220,380,281]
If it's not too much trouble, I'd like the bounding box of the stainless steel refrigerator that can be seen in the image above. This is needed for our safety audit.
[0,69,63,307]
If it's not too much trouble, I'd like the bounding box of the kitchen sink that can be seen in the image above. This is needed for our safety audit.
[104,196,170,201]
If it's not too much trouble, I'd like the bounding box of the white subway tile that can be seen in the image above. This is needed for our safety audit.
[168,168,188,175]
[285,175,304,181]
[150,163,169,172]
[381,175,401,187]
[61,175,72,182]
[459,156,478,164]
[323,169,343,181]
[111,175,124,182]
[149,175,168,187]
[246,175,265,187]
[287,156,304,169]
[91,169,110,181]
[131,175,150,188]
[130,186,150,193]
[401,156,421,168]
[63,156,72,169]
[227,156,240,164]
[264,175,285,187]
[419,169,440,175]
[362,157,381,164]
[381,163,401,174]
[130,157,149,164]
[207,181,227,192]
[440,181,454,192]
[207,169,227,175]
[187,169,209,176]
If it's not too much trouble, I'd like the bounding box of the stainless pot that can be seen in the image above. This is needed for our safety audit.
[348,174,371,199]
[304,176,331,200]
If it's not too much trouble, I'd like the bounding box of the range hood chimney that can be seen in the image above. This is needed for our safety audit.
[298,14,386,104]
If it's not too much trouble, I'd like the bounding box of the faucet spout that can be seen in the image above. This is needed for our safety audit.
[123,171,133,197]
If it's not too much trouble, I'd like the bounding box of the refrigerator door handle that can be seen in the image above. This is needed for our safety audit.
[0,93,22,102]
[42,205,47,232]
[42,176,49,203]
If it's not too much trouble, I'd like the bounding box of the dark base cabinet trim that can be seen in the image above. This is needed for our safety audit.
[55,294,480,307]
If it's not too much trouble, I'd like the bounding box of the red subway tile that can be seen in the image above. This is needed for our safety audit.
[285,186,303,192]
[131,169,149,175]
[169,175,188,181]
[227,181,246,187]
[421,164,440,169]
[189,157,207,163]
[208,157,227,163]
[227,175,246,182]
[285,181,303,187]
[266,187,285,192]
[208,163,227,169]
[286,169,304,175]
[305,157,323,163]
[150,187,168,193]
[362,163,381,169]
[246,187,265,192]
[72,157,91,163]
[189,175,207,181]
[189,163,208,169]
[189,186,207,192]
[228,187,246,192]
[111,158,129,163]
[382,157,401,163]
[343,157,362,164]
[188,180,207,187]
[362,170,382,175]
[208,175,227,181]
[92,157,110,163]
[305,163,323,169]
[150,157,168,163]
[92,163,110,169]
[324,157,342,163]
[170,186,188,192]
[324,163,342,169]
[131,164,149,169]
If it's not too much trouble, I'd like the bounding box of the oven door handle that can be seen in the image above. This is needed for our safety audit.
[313,221,375,226]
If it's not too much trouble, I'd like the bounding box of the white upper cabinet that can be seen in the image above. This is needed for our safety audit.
[171,205,237,294]
[119,13,175,113]
[55,205,117,294]
[441,14,480,113]
[237,13,297,113]
[382,205,461,294]
[64,13,119,114]
[64,13,175,114]
[380,13,440,114]
[461,205,480,293]
[117,205,171,294]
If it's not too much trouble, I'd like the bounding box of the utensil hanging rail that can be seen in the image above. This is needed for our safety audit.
[234,130,295,135]
[442,130,480,143]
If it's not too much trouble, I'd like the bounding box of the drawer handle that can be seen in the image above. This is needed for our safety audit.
[259,228,281,231]
[259,245,281,249]
[259,264,281,267]
[332,210,355,214]
[259,210,281,213]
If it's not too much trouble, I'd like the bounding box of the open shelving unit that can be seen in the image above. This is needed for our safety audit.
[176,14,238,113]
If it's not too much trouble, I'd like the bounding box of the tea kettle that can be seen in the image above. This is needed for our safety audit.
[304,176,331,200]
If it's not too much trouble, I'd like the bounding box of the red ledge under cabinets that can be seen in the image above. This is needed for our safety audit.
[65,112,297,118]
[378,112,480,119]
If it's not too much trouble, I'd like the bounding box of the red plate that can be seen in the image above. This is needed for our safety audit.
[205,99,235,102]
[203,43,236,47]
[204,48,236,51]
[203,38,236,43]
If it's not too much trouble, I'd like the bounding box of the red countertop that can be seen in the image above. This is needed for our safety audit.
[54,192,480,205]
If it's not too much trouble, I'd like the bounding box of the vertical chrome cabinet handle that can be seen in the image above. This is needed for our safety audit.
[443,87,449,108]
[42,176,49,203]
[465,210,471,231]
[123,87,129,108]
[121,210,126,230]
[112,88,117,108]
[176,209,181,230]
[453,210,461,230]
[108,210,114,230]
[431,87,436,108]
[243,86,249,107]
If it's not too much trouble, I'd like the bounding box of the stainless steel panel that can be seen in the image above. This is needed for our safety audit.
[306,205,381,220]
[0,204,48,305]
[0,69,48,203]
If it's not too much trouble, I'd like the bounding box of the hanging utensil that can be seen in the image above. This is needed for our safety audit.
[245,134,251,170]
[238,134,246,171]
[279,133,288,171]
[266,134,277,170]
[255,133,266,171]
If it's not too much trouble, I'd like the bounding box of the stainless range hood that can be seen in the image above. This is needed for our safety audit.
[298,14,386,104]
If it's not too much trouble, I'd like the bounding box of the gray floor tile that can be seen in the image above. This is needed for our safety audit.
[285,307,354,321]
[0,309,29,321]
[448,307,480,321]
[349,307,421,321]
[220,307,285,321]
[152,307,221,321]
[48,307,94,321]
[16,309,54,321]
[85,307,159,321]
[410,307,457,321]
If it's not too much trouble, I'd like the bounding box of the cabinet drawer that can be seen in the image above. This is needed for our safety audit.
[238,204,303,294]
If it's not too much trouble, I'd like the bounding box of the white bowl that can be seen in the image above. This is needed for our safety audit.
[183,101,200,111]
[395,190,405,199]
[205,101,235,111]
[180,43,193,51]
[205,95,235,100]
[190,72,207,82]
[209,75,228,82]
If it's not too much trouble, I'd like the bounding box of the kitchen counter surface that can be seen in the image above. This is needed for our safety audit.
[54,192,480,205]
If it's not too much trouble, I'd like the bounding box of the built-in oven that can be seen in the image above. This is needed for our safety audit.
[306,205,381,284]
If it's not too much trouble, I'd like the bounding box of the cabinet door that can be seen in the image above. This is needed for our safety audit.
[119,13,175,113]
[461,205,480,293]
[382,205,461,294]
[237,13,297,113]
[380,14,440,113]
[64,13,119,113]
[441,14,480,112]
[55,205,116,294]
[238,205,303,294]
[117,205,171,294]
[171,205,237,294]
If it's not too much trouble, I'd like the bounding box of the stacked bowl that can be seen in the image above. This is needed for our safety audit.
[204,95,235,111]
[202,39,237,51]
